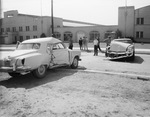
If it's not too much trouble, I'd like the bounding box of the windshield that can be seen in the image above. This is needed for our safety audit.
[17,43,40,50]
[114,39,133,44]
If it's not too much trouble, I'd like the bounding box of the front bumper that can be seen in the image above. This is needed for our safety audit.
[107,51,133,59]
[0,66,32,73]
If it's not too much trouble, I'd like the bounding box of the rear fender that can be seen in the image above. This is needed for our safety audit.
[18,53,50,69]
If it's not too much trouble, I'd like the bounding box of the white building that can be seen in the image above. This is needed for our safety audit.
[0,10,118,44]
[1,5,150,44]
[119,5,150,42]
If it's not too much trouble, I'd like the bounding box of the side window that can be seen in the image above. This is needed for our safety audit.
[53,43,65,50]
[33,43,40,49]
[47,43,53,54]
[57,43,65,49]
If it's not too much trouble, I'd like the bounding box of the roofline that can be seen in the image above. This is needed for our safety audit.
[135,5,150,10]
[63,19,104,26]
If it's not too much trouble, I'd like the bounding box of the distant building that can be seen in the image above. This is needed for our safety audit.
[119,5,150,43]
[0,10,63,44]
[0,10,118,44]
[1,5,150,44]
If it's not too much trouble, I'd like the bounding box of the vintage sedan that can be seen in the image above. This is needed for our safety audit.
[105,38,135,61]
[0,37,81,78]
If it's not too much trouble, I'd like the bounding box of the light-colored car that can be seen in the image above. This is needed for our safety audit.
[0,37,81,78]
[105,38,135,61]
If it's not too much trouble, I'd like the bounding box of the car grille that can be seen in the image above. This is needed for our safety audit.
[0,60,11,67]
[5,61,11,67]
[108,53,126,58]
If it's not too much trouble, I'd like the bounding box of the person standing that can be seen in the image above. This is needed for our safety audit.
[84,37,88,51]
[79,38,83,50]
[104,36,111,47]
[93,37,98,56]
[68,37,73,50]
[97,37,102,52]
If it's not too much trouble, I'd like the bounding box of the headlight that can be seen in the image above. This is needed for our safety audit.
[16,58,25,66]
[126,46,133,53]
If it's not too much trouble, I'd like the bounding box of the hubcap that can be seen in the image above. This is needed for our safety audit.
[38,65,45,75]
[73,58,78,67]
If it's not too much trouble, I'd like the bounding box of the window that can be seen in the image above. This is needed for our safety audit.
[53,32,61,39]
[33,25,37,31]
[33,35,38,38]
[15,36,17,43]
[1,28,4,33]
[136,31,143,38]
[64,31,73,41]
[53,43,65,50]
[6,28,10,32]
[19,36,23,42]
[136,18,144,25]
[7,14,14,18]
[12,27,16,32]
[19,27,23,31]
[17,43,40,50]
[89,31,100,41]
[26,36,30,40]
[26,26,30,31]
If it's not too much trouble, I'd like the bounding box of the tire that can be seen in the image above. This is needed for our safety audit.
[8,72,21,77]
[32,65,47,79]
[71,57,78,69]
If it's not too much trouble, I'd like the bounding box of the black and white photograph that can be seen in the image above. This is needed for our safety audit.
[0,0,150,116]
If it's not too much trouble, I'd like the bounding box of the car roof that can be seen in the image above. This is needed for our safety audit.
[22,37,62,44]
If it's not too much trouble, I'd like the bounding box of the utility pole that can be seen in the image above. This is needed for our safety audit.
[51,0,54,37]
[124,0,127,37]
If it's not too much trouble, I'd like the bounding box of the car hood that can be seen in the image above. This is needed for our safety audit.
[7,49,38,59]
[109,41,130,52]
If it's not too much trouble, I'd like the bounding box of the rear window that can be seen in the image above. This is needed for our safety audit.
[17,43,40,50]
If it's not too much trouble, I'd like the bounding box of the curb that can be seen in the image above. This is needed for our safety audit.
[82,69,150,81]
[58,68,150,81]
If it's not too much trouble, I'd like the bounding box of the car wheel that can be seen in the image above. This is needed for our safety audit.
[71,57,78,69]
[32,65,47,79]
[8,72,21,77]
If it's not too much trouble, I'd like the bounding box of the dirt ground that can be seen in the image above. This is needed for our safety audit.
[0,69,150,117]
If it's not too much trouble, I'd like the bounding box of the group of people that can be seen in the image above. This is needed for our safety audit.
[68,35,112,56]
[79,37,88,51]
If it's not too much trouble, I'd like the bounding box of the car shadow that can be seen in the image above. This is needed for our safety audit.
[0,67,85,89]
[110,55,144,64]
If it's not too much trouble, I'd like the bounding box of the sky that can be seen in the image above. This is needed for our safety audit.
[1,0,150,25]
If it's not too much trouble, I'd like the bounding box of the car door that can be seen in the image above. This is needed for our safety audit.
[52,43,69,65]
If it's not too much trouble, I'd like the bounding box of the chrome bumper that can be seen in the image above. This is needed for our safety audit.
[0,66,32,73]
[107,51,133,59]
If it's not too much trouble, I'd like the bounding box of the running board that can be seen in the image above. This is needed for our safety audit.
[48,64,68,69]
